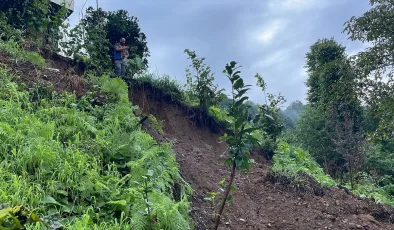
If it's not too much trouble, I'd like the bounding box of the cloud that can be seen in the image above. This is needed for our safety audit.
[268,0,332,12]
[62,0,373,107]
[254,19,287,45]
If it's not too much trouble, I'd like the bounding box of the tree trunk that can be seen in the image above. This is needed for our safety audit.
[214,161,236,230]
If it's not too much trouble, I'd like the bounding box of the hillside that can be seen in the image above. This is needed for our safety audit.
[0,40,394,229]
[3,1,394,229]
[129,81,394,230]
[0,45,192,229]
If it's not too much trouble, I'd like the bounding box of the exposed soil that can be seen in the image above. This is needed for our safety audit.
[130,84,394,230]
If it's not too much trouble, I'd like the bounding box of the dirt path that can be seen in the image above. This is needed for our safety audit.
[130,85,394,230]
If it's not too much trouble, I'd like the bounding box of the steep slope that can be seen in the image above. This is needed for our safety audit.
[130,83,394,230]
[0,50,192,229]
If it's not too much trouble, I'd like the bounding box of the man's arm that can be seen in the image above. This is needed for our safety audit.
[114,44,128,51]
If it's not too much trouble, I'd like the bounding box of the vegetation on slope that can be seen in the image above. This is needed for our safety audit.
[2,0,394,228]
[0,43,191,229]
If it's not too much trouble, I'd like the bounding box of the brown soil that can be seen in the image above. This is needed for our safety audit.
[129,84,394,230]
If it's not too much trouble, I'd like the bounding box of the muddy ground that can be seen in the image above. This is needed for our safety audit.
[130,84,394,230]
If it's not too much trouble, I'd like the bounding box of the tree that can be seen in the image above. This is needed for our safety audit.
[328,104,366,188]
[301,38,365,180]
[65,7,149,74]
[291,105,341,175]
[343,0,394,141]
[106,9,149,67]
[0,0,69,51]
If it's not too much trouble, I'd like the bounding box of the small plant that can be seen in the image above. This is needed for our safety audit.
[253,73,285,157]
[272,141,337,187]
[213,61,261,229]
[134,170,155,230]
[204,178,236,218]
[147,114,164,134]
[184,49,225,110]
[0,204,46,229]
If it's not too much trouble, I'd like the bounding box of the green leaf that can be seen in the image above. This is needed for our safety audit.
[107,200,127,211]
[29,212,42,223]
[225,65,233,75]
[234,96,249,108]
[147,170,154,177]
[225,157,233,166]
[235,88,250,99]
[40,196,62,206]
[264,114,274,120]
[239,127,260,136]
[234,78,244,89]
[235,116,245,130]
[55,190,68,196]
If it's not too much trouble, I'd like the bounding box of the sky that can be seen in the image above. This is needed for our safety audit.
[66,0,372,107]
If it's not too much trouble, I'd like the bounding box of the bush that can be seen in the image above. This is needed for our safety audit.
[272,141,337,187]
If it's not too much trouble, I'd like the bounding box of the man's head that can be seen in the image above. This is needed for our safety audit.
[120,37,126,45]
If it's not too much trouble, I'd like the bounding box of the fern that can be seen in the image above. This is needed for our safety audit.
[0,67,192,229]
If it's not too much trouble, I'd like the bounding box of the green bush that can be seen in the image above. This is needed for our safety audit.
[350,173,394,206]
[272,141,337,187]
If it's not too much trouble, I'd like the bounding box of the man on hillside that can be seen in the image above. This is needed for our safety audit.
[113,37,129,77]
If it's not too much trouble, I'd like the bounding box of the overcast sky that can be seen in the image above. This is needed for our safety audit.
[67,0,372,107]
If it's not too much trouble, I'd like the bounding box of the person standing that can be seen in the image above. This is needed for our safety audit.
[113,37,129,77]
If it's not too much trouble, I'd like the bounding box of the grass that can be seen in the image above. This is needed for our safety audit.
[134,72,186,100]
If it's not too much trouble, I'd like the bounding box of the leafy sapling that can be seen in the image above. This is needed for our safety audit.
[213,61,261,230]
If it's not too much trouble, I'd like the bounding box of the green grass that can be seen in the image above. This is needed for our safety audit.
[134,72,186,100]
[0,66,192,229]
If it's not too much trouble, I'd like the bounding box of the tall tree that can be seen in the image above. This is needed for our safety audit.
[301,38,365,182]
[344,0,394,141]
